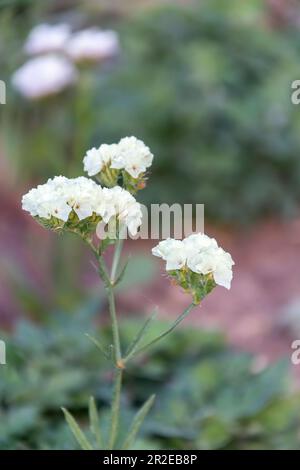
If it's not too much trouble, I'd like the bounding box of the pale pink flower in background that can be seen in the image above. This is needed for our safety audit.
[65,28,119,63]
[24,23,71,55]
[12,55,77,99]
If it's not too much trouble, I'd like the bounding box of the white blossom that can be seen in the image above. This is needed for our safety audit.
[65,28,119,63]
[111,136,154,179]
[152,233,234,290]
[83,144,119,177]
[12,55,77,99]
[152,238,187,271]
[24,23,71,55]
[101,186,142,236]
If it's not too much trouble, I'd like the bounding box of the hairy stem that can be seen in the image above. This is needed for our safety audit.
[107,235,125,449]
[107,285,122,366]
[108,368,123,449]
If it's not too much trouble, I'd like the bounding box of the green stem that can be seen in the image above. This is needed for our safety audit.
[107,236,124,449]
[108,368,123,450]
[111,227,125,284]
[127,303,195,360]
[107,285,122,366]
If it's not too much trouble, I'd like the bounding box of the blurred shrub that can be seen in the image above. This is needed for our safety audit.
[1,302,300,450]
[95,0,300,221]
[3,0,300,222]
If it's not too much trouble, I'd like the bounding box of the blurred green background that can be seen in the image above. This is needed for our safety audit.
[1,0,300,450]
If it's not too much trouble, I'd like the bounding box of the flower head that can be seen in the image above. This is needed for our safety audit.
[24,23,71,55]
[152,233,234,303]
[12,55,77,100]
[152,239,187,271]
[83,136,153,193]
[83,144,119,176]
[111,136,154,179]
[103,186,142,237]
[22,176,142,239]
[22,176,103,233]
[65,28,119,63]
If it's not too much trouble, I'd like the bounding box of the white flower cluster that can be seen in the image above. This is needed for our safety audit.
[101,186,143,236]
[65,28,119,63]
[152,233,234,289]
[83,136,154,179]
[24,23,71,55]
[13,24,119,100]
[12,55,77,100]
[24,23,119,62]
[22,176,142,236]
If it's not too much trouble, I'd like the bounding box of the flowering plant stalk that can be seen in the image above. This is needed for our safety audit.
[22,137,234,450]
[64,229,196,450]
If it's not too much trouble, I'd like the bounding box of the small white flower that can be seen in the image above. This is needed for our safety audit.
[213,248,234,290]
[83,144,119,177]
[65,28,119,63]
[24,23,71,55]
[12,55,77,99]
[183,233,218,270]
[101,186,142,236]
[111,136,154,179]
[152,238,187,271]
[183,233,218,253]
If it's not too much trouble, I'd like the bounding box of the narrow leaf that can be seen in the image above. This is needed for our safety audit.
[125,309,158,362]
[89,397,103,449]
[114,255,131,286]
[85,333,109,360]
[133,303,195,357]
[62,407,93,450]
[121,395,155,450]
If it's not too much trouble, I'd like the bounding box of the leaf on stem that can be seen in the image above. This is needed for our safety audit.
[113,255,131,286]
[131,303,195,358]
[99,237,115,255]
[62,407,93,450]
[89,396,103,449]
[125,309,158,362]
[85,333,110,360]
[121,395,156,450]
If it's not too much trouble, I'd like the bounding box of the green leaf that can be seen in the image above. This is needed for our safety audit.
[125,309,158,361]
[85,333,110,360]
[89,397,103,449]
[99,237,115,255]
[62,408,93,450]
[121,395,155,450]
[113,256,130,286]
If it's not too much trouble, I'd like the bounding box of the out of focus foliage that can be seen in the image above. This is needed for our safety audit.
[2,0,300,222]
[1,303,300,450]
[99,0,300,221]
